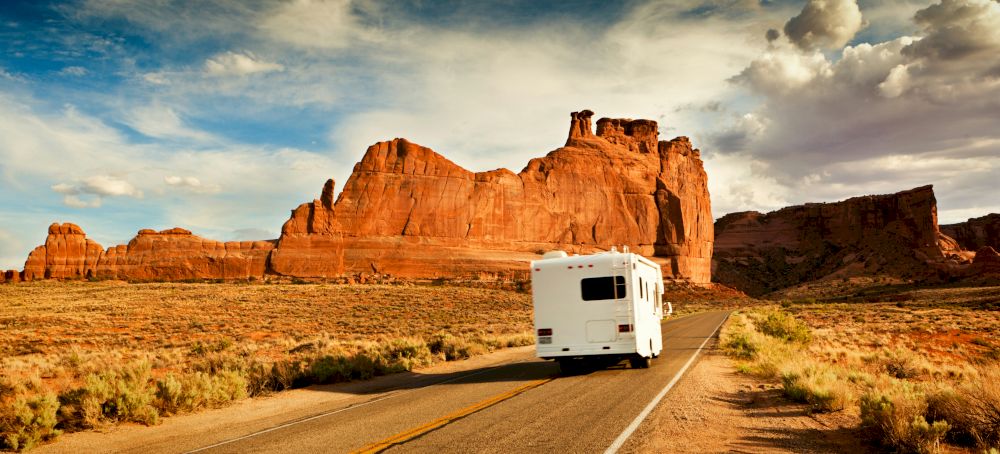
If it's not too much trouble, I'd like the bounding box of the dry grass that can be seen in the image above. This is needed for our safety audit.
[722,286,1000,453]
[0,281,533,451]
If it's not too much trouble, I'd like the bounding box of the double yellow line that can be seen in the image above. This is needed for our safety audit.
[352,377,554,454]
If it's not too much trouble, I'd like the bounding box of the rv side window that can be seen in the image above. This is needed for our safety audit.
[581,276,627,301]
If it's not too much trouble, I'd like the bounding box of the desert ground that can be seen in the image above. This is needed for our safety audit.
[0,281,540,450]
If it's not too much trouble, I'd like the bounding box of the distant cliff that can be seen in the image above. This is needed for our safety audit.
[4,110,715,284]
[712,186,970,296]
[940,213,1000,251]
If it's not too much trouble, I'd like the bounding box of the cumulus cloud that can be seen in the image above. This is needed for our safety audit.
[164,175,221,194]
[784,0,864,50]
[51,175,142,208]
[204,51,284,76]
[725,0,1000,222]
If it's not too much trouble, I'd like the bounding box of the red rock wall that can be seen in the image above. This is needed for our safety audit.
[11,110,715,283]
[940,214,1000,251]
[712,185,968,296]
[269,110,714,282]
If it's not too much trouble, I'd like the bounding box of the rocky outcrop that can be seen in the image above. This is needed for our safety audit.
[96,228,274,280]
[10,110,714,283]
[17,225,273,282]
[269,110,714,282]
[22,223,104,280]
[972,246,1000,273]
[712,186,968,296]
[940,214,1000,251]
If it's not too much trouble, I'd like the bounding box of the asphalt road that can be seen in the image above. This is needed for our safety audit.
[187,310,730,454]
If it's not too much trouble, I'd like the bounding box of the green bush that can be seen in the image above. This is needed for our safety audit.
[755,310,811,344]
[860,382,950,453]
[0,393,61,452]
[723,332,758,360]
[782,365,851,412]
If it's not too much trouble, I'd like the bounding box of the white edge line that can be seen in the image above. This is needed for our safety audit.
[603,312,730,454]
[185,365,506,453]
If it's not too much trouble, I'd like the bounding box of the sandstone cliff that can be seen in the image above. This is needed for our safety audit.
[940,214,1000,251]
[270,109,713,281]
[20,224,274,282]
[712,185,968,296]
[11,110,715,283]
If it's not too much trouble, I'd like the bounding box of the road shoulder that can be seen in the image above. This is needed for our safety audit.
[621,343,867,453]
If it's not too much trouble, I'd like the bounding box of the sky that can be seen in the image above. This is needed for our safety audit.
[1,0,999,269]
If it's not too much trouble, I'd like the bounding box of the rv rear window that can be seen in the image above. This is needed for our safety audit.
[581,276,627,301]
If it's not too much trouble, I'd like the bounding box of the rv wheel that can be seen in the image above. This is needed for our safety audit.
[629,355,651,369]
[557,358,580,375]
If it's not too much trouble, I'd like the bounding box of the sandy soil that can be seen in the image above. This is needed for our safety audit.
[623,344,869,454]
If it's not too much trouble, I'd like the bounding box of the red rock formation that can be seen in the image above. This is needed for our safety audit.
[971,246,1000,273]
[270,110,714,282]
[96,228,274,280]
[22,223,104,280]
[12,110,714,283]
[713,186,966,296]
[17,225,273,282]
[940,213,1000,251]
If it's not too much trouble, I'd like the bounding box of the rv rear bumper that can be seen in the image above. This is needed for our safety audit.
[537,343,637,358]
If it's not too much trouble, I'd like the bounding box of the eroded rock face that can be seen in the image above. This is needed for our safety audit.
[13,110,714,283]
[18,226,273,282]
[713,186,966,296]
[941,214,1000,251]
[270,110,714,282]
[22,223,104,280]
[97,228,274,280]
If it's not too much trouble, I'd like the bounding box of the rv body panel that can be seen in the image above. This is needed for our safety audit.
[531,250,665,363]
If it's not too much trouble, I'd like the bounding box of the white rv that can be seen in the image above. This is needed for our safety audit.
[531,248,672,371]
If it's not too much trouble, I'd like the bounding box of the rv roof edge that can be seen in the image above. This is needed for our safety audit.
[542,250,569,260]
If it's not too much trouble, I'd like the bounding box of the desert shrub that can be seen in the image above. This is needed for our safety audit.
[781,364,852,412]
[309,355,352,384]
[270,360,308,390]
[428,333,487,361]
[723,332,758,360]
[382,337,434,371]
[154,370,247,415]
[927,365,1000,448]
[860,381,950,453]
[0,393,60,452]
[754,310,811,344]
[881,349,927,379]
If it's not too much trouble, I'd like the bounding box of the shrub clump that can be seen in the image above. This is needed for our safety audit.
[781,364,852,413]
[860,381,950,453]
[0,393,61,452]
[754,310,811,344]
[926,365,1000,449]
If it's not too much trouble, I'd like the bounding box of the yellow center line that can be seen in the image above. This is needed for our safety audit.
[351,377,554,454]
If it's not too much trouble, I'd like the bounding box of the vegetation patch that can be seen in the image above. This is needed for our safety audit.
[721,290,1000,453]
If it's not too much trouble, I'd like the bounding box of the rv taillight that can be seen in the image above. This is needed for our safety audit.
[617,324,632,333]
[537,328,552,336]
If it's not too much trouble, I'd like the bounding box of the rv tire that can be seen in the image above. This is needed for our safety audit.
[629,355,651,369]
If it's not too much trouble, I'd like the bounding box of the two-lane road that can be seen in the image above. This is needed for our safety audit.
[193,310,729,454]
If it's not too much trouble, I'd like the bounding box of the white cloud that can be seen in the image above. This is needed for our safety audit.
[204,51,284,76]
[51,175,142,208]
[784,0,864,50]
[60,66,88,76]
[258,0,379,50]
[164,175,221,194]
[126,102,217,142]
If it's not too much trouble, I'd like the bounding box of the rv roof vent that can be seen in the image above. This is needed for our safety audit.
[542,250,569,260]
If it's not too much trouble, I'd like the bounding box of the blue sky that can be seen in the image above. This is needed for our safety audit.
[1,0,999,269]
